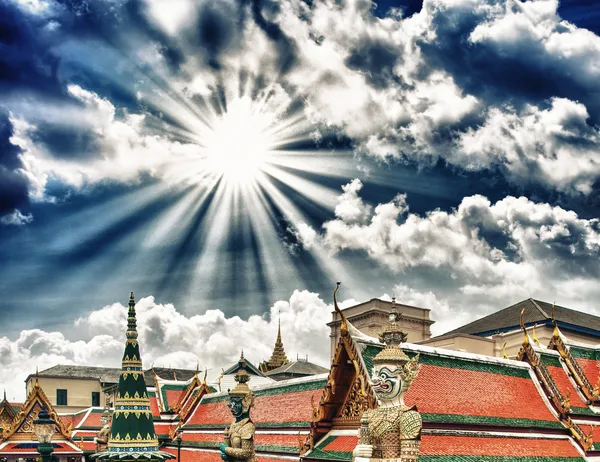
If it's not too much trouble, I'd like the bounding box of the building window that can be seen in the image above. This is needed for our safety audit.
[56,389,67,406]
[92,391,100,406]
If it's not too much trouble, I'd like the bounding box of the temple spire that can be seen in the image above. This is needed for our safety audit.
[92,293,174,461]
[258,312,291,373]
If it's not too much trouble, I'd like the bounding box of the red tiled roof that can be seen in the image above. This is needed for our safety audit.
[149,396,160,417]
[545,364,588,408]
[70,411,88,428]
[577,424,600,445]
[181,431,301,450]
[405,364,557,423]
[164,389,185,410]
[71,430,97,437]
[321,435,357,453]
[420,434,582,457]
[59,414,75,428]
[576,357,600,389]
[163,447,295,462]
[76,410,103,428]
[188,388,322,427]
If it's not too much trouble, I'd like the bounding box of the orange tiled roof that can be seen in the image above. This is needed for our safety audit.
[576,357,600,388]
[420,434,584,458]
[186,379,325,428]
[162,447,294,462]
[306,432,585,460]
[180,430,302,451]
[405,362,558,426]
[149,394,160,417]
[74,409,103,428]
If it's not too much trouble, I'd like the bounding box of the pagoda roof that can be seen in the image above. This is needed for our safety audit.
[444,298,600,337]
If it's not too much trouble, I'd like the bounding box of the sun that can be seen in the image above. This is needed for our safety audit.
[203,97,276,185]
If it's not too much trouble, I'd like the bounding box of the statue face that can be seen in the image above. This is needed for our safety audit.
[371,364,402,401]
[228,397,244,418]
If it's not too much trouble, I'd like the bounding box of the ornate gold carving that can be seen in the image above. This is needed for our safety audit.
[340,376,371,418]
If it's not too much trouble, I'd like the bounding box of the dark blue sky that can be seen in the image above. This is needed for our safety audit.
[1,0,600,339]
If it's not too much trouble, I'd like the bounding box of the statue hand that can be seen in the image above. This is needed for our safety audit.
[219,443,228,460]
[353,444,373,458]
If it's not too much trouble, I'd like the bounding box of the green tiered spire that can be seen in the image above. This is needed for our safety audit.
[93,293,174,461]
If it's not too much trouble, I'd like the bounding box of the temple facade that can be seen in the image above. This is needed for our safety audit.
[7,290,600,461]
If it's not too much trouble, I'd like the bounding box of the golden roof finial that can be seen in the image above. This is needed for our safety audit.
[532,324,541,346]
[202,368,208,386]
[35,367,39,387]
[502,342,509,359]
[216,368,225,393]
[551,302,560,338]
[333,282,348,337]
[520,307,529,345]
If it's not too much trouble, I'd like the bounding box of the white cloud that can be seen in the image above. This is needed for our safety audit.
[299,180,600,332]
[9,85,204,194]
[0,209,33,226]
[1,290,335,401]
[456,98,600,193]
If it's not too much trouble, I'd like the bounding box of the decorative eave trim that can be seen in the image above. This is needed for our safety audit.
[1,380,73,441]
[548,332,600,404]
[303,324,376,455]
[517,341,593,453]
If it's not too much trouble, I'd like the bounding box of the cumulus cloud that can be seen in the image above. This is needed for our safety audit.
[299,180,600,330]
[2,0,600,223]
[1,290,335,401]
[9,85,203,193]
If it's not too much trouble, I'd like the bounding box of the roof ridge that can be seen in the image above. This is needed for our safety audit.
[441,298,532,335]
[530,299,550,319]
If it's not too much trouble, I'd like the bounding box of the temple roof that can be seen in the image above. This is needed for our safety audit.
[445,298,600,337]
[303,430,587,461]
[356,340,563,430]
[184,374,327,430]
[29,365,198,387]
[265,359,329,378]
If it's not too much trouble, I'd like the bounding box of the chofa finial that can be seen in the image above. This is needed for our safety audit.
[333,282,348,337]
[520,307,529,345]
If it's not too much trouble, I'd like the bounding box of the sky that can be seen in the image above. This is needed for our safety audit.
[1,0,600,400]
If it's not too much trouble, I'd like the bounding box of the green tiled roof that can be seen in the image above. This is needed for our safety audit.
[359,342,530,379]
[308,435,352,461]
[421,414,564,430]
[201,378,326,404]
[539,354,562,368]
[183,420,311,430]
[569,346,599,361]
